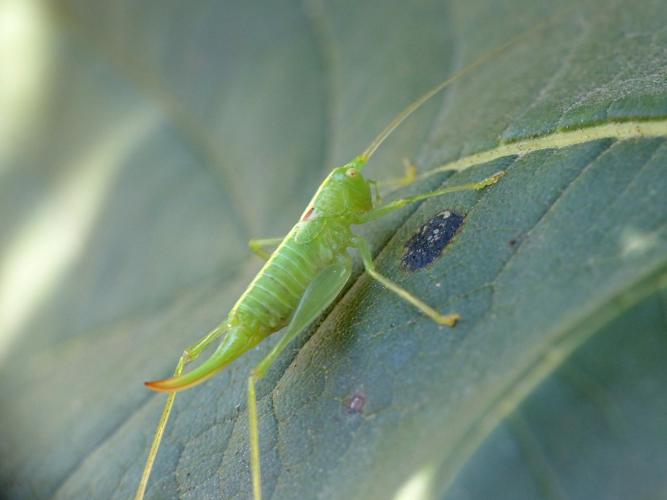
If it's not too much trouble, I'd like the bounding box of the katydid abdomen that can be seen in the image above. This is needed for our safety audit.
[146,216,354,393]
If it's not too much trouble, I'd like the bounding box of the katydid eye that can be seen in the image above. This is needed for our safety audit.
[346,168,358,177]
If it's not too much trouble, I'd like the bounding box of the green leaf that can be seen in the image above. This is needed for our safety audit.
[0,1,666,499]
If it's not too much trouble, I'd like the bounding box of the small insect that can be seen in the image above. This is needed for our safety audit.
[345,391,367,415]
[134,14,566,500]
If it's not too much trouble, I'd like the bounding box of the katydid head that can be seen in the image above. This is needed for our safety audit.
[303,8,570,224]
[304,156,373,221]
[338,160,374,216]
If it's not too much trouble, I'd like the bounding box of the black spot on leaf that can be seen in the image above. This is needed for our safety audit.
[401,210,464,271]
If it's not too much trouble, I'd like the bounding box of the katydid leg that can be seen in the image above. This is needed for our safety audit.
[247,255,352,500]
[361,171,504,223]
[249,237,284,261]
[353,236,459,326]
[135,324,228,500]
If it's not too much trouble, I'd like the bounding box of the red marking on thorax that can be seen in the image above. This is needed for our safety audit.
[301,206,315,221]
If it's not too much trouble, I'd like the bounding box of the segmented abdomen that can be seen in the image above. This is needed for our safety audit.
[230,234,324,334]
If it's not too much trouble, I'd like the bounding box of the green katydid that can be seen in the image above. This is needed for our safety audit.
[135,13,567,500]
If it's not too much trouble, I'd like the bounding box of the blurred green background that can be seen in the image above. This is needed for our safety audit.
[0,0,666,499]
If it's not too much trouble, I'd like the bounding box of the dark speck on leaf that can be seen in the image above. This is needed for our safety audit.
[345,393,366,414]
[509,239,518,247]
[401,210,464,271]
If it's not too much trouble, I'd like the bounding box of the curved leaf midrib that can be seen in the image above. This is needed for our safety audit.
[417,119,667,183]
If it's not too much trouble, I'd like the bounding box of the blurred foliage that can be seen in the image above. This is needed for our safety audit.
[0,0,665,499]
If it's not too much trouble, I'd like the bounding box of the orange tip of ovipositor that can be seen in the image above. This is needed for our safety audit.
[144,379,176,393]
[144,363,221,393]
[144,377,202,393]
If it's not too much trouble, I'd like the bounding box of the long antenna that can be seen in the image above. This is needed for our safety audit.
[359,9,572,163]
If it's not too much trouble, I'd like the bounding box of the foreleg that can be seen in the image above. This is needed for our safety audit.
[362,171,504,223]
